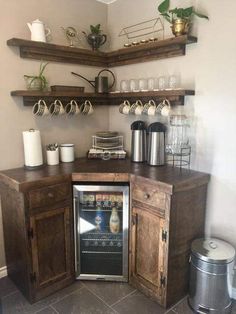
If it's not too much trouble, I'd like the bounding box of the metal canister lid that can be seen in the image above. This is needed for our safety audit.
[191,238,235,264]
[147,122,166,133]
[131,120,146,130]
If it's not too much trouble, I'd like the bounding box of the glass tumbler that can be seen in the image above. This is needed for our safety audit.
[120,80,130,92]
[158,76,167,90]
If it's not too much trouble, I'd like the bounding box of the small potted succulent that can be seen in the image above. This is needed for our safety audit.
[158,0,209,37]
[83,24,107,50]
[24,62,49,91]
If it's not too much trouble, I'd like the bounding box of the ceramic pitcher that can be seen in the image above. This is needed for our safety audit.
[27,19,51,42]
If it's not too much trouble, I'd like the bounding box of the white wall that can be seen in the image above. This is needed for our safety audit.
[0,0,108,267]
[108,0,236,253]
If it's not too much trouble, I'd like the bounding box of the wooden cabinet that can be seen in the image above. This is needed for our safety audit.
[0,158,210,306]
[130,174,208,308]
[0,179,75,303]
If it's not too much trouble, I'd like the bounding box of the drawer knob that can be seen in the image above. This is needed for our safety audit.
[144,193,150,200]
[47,192,54,198]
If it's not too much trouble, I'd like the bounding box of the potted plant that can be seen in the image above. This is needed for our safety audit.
[158,0,208,37]
[83,24,107,50]
[24,62,49,91]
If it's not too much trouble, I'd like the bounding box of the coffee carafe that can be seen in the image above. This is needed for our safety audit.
[147,122,166,166]
[131,121,146,162]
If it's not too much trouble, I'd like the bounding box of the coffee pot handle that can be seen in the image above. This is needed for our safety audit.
[97,68,116,90]
[100,34,107,46]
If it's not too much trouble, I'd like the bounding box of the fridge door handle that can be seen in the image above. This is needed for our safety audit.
[73,197,78,274]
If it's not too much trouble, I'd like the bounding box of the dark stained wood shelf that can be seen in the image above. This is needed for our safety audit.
[7,35,197,67]
[11,89,195,106]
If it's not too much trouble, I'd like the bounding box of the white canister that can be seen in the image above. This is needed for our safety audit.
[46,149,59,166]
[60,144,75,162]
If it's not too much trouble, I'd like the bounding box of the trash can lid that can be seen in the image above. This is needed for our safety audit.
[191,238,235,264]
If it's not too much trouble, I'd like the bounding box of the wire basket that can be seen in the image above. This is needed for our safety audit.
[92,135,124,151]
[166,145,191,168]
[119,17,164,47]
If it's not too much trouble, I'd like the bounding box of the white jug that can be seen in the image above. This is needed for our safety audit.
[27,19,51,42]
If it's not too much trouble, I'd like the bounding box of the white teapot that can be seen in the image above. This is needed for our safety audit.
[27,19,51,42]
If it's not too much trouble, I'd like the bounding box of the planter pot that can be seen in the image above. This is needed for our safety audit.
[171,19,190,37]
[86,33,107,51]
[24,76,46,91]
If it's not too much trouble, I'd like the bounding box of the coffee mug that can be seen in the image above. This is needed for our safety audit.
[119,100,131,115]
[32,99,49,116]
[81,100,94,115]
[65,100,81,116]
[143,100,157,116]
[130,100,143,115]
[157,99,171,117]
[49,99,65,116]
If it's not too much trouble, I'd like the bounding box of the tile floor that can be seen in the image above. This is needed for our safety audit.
[0,276,235,314]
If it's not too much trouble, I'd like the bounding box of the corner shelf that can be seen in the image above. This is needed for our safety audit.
[7,35,197,67]
[11,89,195,106]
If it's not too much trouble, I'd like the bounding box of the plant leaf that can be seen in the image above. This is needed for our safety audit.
[160,13,171,23]
[183,7,193,18]
[39,62,49,76]
[193,10,209,19]
[158,0,169,13]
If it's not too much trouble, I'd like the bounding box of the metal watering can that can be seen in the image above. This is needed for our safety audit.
[71,69,116,94]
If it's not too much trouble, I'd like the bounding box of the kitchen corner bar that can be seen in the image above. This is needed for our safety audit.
[0,158,210,308]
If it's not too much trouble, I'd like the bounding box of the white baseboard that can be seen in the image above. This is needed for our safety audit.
[0,266,7,278]
[232,287,236,300]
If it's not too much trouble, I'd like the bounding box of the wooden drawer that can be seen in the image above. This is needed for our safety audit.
[28,182,71,209]
[132,178,167,211]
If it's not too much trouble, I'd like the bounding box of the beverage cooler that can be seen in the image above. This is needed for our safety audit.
[73,184,129,282]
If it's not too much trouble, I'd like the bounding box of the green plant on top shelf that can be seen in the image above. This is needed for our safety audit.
[24,62,49,91]
[158,0,208,37]
[90,24,102,34]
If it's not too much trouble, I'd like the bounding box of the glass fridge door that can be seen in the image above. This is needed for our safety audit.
[73,185,129,281]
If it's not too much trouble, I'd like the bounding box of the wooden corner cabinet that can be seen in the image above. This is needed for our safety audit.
[0,177,74,303]
[0,158,209,307]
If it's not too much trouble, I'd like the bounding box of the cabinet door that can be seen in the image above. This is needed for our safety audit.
[130,206,167,303]
[30,207,73,290]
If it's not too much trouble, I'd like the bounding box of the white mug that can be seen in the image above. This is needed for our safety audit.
[143,100,157,116]
[157,99,171,117]
[65,100,81,116]
[32,99,49,116]
[119,100,131,115]
[49,99,65,116]
[81,100,94,115]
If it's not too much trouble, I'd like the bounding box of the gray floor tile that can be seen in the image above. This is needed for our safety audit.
[0,277,17,298]
[35,306,58,314]
[52,287,115,314]
[231,300,236,314]
[1,281,83,314]
[112,290,166,314]
[82,281,136,305]
[171,296,194,314]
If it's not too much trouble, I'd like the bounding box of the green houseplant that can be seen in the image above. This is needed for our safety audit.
[24,62,49,91]
[158,0,208,37]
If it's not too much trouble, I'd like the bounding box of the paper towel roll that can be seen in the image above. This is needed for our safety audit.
[23,129,43,167]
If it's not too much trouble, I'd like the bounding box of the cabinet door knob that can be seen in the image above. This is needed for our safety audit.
[144,193,150,200]
[47,192,54,198]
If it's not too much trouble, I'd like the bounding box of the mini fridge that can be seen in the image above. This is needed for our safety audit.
[73,184,129,282]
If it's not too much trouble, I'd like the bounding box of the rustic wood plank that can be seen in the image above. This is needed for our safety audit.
[10,90,194,106]
[7,35,197,67]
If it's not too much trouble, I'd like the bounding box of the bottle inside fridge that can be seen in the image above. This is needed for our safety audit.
[73,184,129,281]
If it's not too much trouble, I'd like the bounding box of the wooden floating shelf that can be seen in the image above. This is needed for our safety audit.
[7,36,197,67]
[11,89,195,106]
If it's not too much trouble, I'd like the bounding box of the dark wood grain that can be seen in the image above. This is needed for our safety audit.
[166,184,208,307]
[0,178,74,303]
[0,158,209,305]
[7,35,197,67]
[10,89,194,106]
[0,158,210,193]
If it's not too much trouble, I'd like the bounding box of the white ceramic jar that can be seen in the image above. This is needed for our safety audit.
[60,144,75,162]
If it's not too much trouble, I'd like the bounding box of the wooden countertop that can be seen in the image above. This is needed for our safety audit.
[0,158,210,194]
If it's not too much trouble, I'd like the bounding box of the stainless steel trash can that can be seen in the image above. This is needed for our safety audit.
[188,238,235,314]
